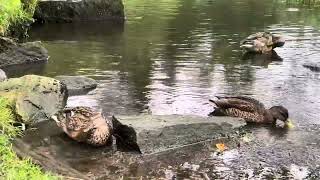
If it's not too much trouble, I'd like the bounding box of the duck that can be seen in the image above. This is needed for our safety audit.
[51,106,113,146]
[240,32,285,54]
[209,96,293,127]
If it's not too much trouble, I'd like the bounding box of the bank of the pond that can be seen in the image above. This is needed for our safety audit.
[0,0,37,36]
[0,97,58,179]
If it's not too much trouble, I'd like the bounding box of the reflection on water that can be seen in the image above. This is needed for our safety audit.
[27,0,320,125]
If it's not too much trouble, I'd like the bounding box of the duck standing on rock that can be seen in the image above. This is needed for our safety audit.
[240,32,285,54]
[51,106,113,146]
[209,96,294,127]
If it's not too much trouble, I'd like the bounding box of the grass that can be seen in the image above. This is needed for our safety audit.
[0,0,38,36]
[0,97,59,180]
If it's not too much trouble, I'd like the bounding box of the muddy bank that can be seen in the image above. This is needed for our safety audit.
[34,0,125,23]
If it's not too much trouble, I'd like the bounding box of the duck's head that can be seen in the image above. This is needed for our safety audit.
[272,34,285,47]
[51,108,74,125]
[269,105,289,122]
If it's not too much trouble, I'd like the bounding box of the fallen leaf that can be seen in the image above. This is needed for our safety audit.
[216,143,227,152]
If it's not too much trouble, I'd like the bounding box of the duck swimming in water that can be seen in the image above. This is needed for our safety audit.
[209,96,292,127]
[240,32,285,54]
[51,106,113,146]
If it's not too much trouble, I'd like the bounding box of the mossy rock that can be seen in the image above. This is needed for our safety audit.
[34,0,125,23]
[0,75,68,125]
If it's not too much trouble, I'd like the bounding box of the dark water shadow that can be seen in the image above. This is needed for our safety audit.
[241,50,283,67]
[29,21,124,42]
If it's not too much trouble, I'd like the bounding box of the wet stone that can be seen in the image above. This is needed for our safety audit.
[113,115,246,154]
[0,68,7,81]
[55,75,98,96]
[0,37,48,68]
[34,0,125,23]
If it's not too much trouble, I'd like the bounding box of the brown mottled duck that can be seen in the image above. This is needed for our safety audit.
[240,32,285,54]
[209,96,293,127]
[51,106,113,146]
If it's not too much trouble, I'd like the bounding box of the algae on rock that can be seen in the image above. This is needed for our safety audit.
[0,75,68,125]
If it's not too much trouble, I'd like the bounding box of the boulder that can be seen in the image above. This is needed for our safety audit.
[0,37,48,68]
[0,68,7,81]
[34,0,125,23]
[54,75,97,96]
[0,75,68,124]
[113,115,246,154]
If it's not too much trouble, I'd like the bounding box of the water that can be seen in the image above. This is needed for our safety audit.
[17,0,320,178]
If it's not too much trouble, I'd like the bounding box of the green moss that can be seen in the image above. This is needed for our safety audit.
[0,0,38,36]
[0,96,59,180]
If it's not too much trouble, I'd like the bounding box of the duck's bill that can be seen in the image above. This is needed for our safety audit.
[284,119,295,129]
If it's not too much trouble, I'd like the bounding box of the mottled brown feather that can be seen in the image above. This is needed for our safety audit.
[53,106,113,146]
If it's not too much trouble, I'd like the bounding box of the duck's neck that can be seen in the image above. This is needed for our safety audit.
[265,109,277,123]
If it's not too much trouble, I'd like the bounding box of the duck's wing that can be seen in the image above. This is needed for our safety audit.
[210,96,265,113]
[240,32,273,46]
[240,32,263,45]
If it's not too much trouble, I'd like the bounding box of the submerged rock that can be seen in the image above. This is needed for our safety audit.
[34,0,125,23]
[0,37,48,68]
[113,115,246,154]
[303,63,320,72]
[0,75,68,124]
[0,68,7,81]
[55,75,97,96]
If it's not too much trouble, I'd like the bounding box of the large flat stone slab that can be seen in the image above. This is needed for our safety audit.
[12,115,245,178]
[113,115,246,154]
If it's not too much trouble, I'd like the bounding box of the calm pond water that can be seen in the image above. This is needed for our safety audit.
[15,0,320,178]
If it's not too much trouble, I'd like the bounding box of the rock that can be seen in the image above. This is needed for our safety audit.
[12,115,245,178]
[303,63,320,72]
[54,76,97,96]
[113,115,246,154]
[34,0,125,23]
[0,75,68,124]
[0,37,48,68]
[0,68,7,81]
